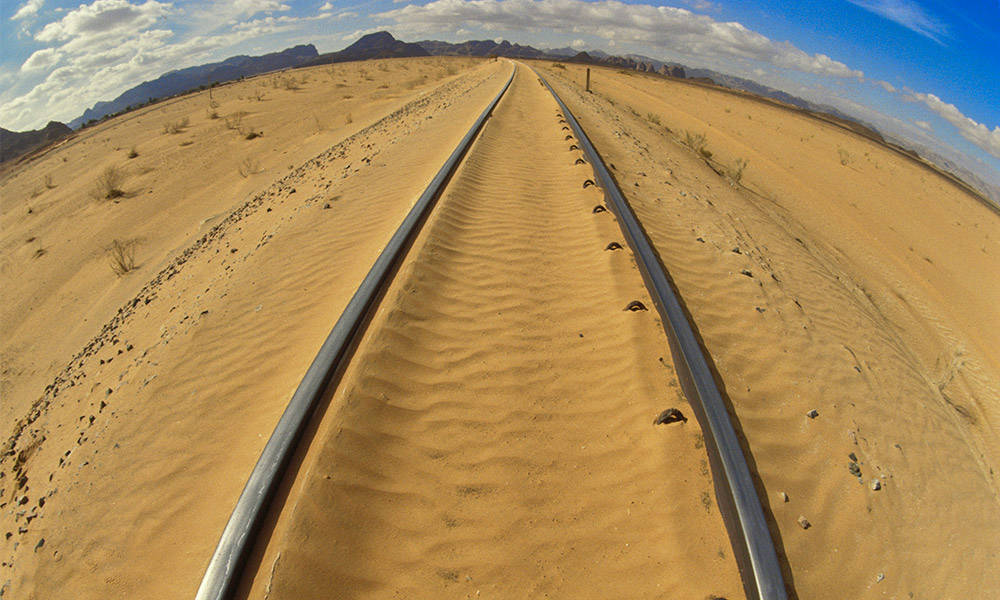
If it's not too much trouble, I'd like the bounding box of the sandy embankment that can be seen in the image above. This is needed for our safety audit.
[242,65,744,600]
[538,61,1000,598]
[0,57,509,599]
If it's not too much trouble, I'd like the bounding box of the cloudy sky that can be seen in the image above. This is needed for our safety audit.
[2,0,998,187]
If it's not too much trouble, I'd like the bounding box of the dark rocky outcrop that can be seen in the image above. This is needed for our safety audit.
[0,121,72,164]
[305,32,429,66]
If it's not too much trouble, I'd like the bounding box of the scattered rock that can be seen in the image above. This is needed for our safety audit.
[731,247,741,254]
[876,572,884,583]
[755,307,765,313]
[696,237,705,243]
[653,408,687,425]
[740,269,753,278]
[849,462,862,477]
[871,479,881,491]
[323,203,331,209]
[848,452,858,462]
[34,538,44,552]
[779,491,789,503]
[797,516,811,529]
[806,409,819,419]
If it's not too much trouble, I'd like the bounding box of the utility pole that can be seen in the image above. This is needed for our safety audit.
[586,68,591,93]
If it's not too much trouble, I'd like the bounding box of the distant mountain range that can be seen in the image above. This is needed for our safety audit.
[0,121,72,163]
[67,44,319,129]
[3,31,995,203]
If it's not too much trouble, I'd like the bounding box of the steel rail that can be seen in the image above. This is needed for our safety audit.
[195,65,516,600]
[535,67,789,600]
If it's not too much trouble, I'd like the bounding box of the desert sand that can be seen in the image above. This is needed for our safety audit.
[536,60,1000,598]
[0,51,997,600]
[239,65,742,600]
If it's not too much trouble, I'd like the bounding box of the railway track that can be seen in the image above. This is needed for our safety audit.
[197,63,787,600]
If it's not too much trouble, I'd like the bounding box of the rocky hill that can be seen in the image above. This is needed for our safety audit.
[68,45,319,129]
[0,121,72,164]
[304,32,429,66]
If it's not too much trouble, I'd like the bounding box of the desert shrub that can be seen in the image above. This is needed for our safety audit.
[552,62,566,70]
[730,158,749,184]
[243,130,261,140]
[91,165,127,200]
[127,147,138,159]
[683,130,708,154]
[238,157,261,177]
[445,66,458,76]
[108,239,136,276]
[280,76,299,91]
[254,88,265,101]
[207,108,219,119]
[162,117,189,134]
[646,113,662,125]
[225,111,247,131]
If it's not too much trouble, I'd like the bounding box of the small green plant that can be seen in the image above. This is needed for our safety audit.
[108,239,136,276]
[92,165,127,200]
[646,113,661,125]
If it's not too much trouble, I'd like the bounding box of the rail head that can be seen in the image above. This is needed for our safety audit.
[532,65,788,600]
[195,64,516,600]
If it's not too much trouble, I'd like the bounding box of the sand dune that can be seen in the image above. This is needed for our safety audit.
[242,65,743,600]
[538,61,1000,598]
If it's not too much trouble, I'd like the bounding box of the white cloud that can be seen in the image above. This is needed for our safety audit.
[11,0,44,20]
[377,0,863,78]
[320,1,335,9]
[570,38,585,49]
[847,0,947,43]
[905,92,1000,158]
[21,47,61,71]
[874,79,896,92]
[915,120,932,131]
[36,0,171,43]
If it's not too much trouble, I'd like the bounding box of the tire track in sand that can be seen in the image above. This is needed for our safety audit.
[243,66,745,600]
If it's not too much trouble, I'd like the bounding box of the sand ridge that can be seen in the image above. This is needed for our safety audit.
[538,60,1000,598]
[0,58,511,599]
[240,65,745,600]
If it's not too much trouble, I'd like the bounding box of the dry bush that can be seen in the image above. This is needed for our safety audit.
[552,62,566,70]
[225,111,247,130]
[376,62,388,72]
[280,76,299,91]
[206,107,220,119]
[108,239,136,276]
[729,158,749,184]
[91,165,127,200]
[683,130,708,154]
[445,65,458,76]
[646,113,662,125]
[127,146,138,159]
[238,157,261,177]
[162,117,189,134]
[838,148,851,166]
[254,88,265,101]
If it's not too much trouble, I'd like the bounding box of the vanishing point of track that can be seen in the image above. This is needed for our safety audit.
[196,63,788,600]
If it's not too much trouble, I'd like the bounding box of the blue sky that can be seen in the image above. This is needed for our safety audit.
[2,0,998,191]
